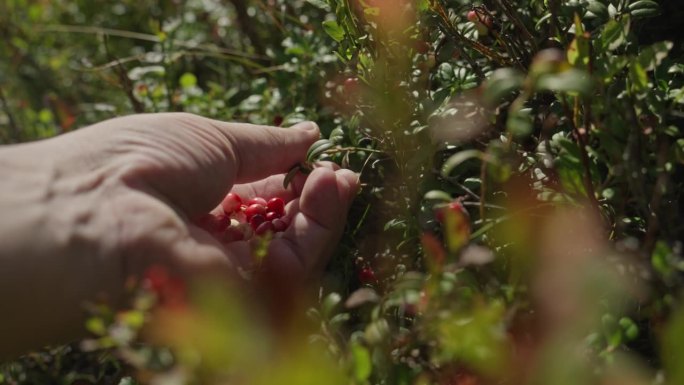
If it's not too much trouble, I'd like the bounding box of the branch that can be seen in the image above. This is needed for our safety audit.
[103,36,145,113]
[0,85,20,142]
[227,0,266,56]
[561,98,601,216]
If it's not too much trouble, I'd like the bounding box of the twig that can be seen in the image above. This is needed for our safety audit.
[0,85,20,142]
[642,137,669,256]
[561,98,601,215]
[228,0,267,55]
[497,0,538,51]
[36,24,268,61]
[479,158,487,221]
[430,0,510,68]
[103,35,145,113]
[584,35,594,136]
[325,146,386,155]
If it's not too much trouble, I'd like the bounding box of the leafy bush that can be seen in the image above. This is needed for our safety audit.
[1,0,683,384]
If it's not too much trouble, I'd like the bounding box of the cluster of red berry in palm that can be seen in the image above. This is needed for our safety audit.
[196,193,289,242]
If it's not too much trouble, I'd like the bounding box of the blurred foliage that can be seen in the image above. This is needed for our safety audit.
[2,0,684,384]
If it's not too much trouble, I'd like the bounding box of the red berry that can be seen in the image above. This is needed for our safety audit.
[247,197,268,206]
[482,15,493,28]
[266,197,285,216]
[143,265,169,293]
[255,221,274,235]
[415,40,430,54]
[272,218,287,232]
[159,276,187,310]
[359,267,376,284]
[245,203,267,219]
[467,10,479,22]
[221,193,243,214]
[436,201,469,223]
[266,211,279,221]
[447,201,468,215]
[273,115,284,126]
[249,214,266,229]
[344,77,359,93]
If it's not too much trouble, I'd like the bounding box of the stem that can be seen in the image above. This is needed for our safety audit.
[479,159,487,222]
[325,146,386,155]
[497,0,538,51]
[0,85,20,143]
[228,0,267,55]
[431,0,510,68]
[642,136,669,256]
[103,35,145,113]
[561,98,601,215]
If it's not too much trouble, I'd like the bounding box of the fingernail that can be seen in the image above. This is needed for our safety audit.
[337,169,361,187]
[292,121,319,133]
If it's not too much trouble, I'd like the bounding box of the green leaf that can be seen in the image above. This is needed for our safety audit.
[636,41,673,71]
[568,33,590,68]
[307,139,334,161]
[441,150,485,177]
[601,313,622,348]
[322,292,342,319]
[619,317,639,340]
[535,69,592,95]
[283,164,307,188]
[364,319,389,345]
[305,0,330,11]
[417,0,430,12]
[628,0,659,11]
[322,20,345,42]
[601,16,630,51]
[424,190,452,202]
[586,1,608,19]
[629,61,649,91]
[482,68,524,105]
[434,301,507,373]
[351,343,372,381]
[179,72,197,89]
[507,108,533,137]
[86,317,107,336]
[599,55,629,83]
[556,152,587,197]
[364,7,380,16]
[128,65,165,80]
[38,108,53,123]
[651,241,674,277]
[662,310,684,385]
[118,310,145,329]
[628,0,660,18]
[329,127,344,144]
[384,218,407,231]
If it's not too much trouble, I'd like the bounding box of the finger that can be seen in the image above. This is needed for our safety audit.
[225,161,342,205]
[258,168,359,279]
[230,172,308,204]
[214,120,320,184]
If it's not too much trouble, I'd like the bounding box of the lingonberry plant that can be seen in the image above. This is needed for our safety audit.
[2,0,684,384]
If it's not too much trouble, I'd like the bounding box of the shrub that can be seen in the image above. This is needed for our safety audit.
[1,1,683,384]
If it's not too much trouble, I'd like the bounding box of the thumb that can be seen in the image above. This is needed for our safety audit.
[216,120,320,184]
[112,114,320,218]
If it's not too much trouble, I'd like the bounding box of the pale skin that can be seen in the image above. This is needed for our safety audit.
[0,113,359,359]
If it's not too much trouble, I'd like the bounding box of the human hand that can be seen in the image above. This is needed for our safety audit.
[0,113,359,356]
